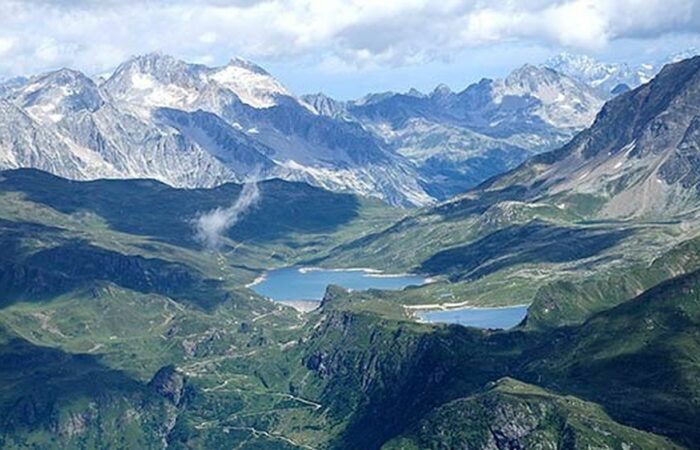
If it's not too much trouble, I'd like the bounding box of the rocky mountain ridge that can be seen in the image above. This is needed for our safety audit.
[0,52,611,205]
[0,53,431,206]
[304,63,606,199]
[472,55,700,220]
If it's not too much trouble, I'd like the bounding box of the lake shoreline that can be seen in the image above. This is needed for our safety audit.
[245,273,267,288]
[414,304,530,330]
[404,302,530,312]
[250,266,428,303]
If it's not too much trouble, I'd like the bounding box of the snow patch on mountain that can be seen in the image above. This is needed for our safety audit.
[493,64,604,130]
[0,53,433,207]
[543,50,700,97]
[104,53,297,113]
[210,59,291,109]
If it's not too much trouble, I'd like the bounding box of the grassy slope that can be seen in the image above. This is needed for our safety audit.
[0,169,403,448]
[291,268,700,448]
[0,168,404,274]
[1,169,699,449]
[384,378,680,450]
[0,330,175,450]
[524,268,700,446]
[316,169,700,331]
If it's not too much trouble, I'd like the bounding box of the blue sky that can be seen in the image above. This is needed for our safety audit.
[1,1,699,99]
[267,35,700,98]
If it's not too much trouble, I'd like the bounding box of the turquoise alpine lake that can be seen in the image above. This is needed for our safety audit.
[250,267,427,302]
[417,305,528,329]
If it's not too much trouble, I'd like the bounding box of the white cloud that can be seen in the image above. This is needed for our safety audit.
[0,0,698,77]
[0,36,15,57]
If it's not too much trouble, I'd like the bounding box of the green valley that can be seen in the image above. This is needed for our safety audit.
[3,57,700,450]
[1,162,700,449]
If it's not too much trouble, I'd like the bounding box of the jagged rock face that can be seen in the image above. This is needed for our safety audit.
[214,96,393,167]
[306,64,605,199]
[0,53,431,206]
[148,365,187,406]
[301,93,349,118]
[14,69,104,124]
[473,56,700,219]
[0,100,113,179]
[0,52,612,205]
[659,116,700,188]
[52,100,236,187]
[153,108,277,178]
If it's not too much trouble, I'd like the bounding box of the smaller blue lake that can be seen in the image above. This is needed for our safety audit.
[251,267,427,302]
[417,305,528,329]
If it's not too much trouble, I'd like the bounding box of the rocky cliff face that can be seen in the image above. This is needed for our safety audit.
[439,56,700,220]
[297,294,687,449]
[384,378,678,450]
[306,64,605,199]
[0,53,431,206]
[148,365,189,407]
[0,52,611,205]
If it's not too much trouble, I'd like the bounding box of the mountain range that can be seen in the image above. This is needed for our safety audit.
[304,62,605,199]
[2,50,698,206]
[542,49,700,97]
[2,53,700,448]
[0,52,613,205]
[543,52,657,97]
[0,53,430,207]
[454,55,700,220]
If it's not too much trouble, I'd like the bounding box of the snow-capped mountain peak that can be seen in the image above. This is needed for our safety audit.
[102,53,295,112]
[543,52,655,96]
[209,58,291,108]
[667,48,700,64]
[14,68,104,124]
[102,52,205,114]
[545,53,620,84]
[488,64,604,130]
